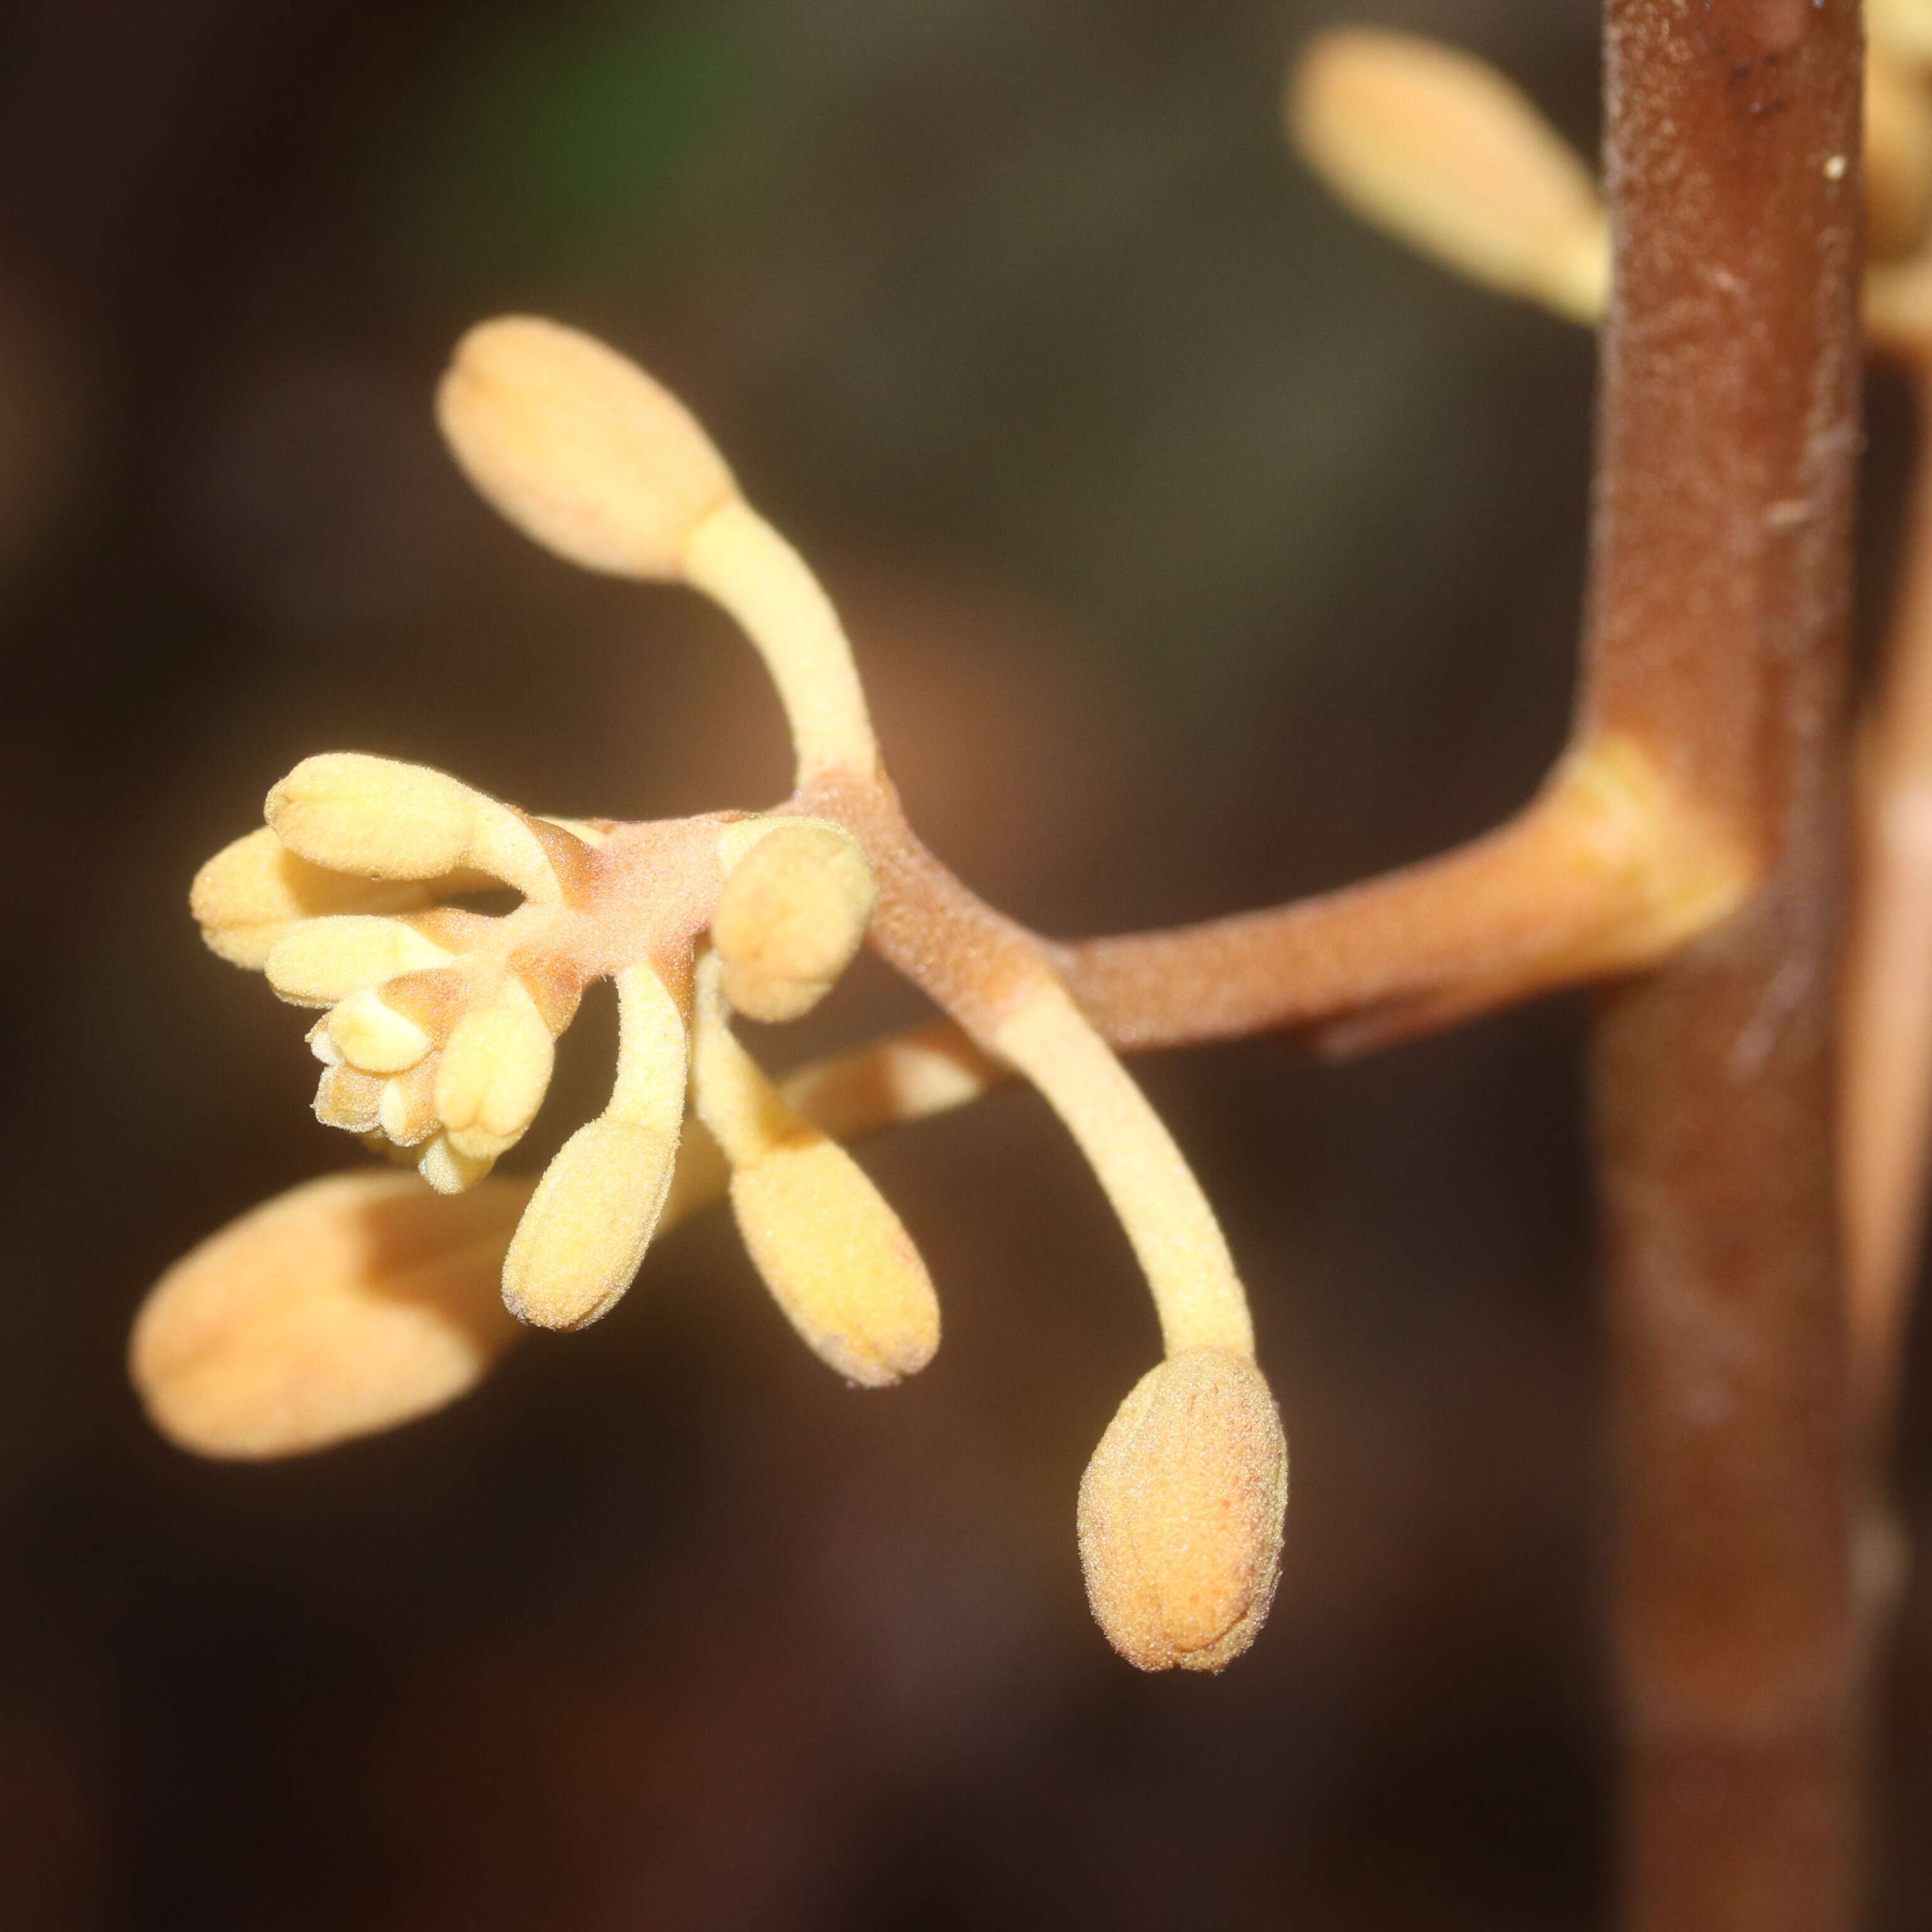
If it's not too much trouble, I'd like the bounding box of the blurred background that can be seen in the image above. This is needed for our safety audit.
[3,0,1926,1925]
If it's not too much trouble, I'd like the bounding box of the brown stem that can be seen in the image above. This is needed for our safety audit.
[1585,4,1862,1931]
[1059,733,1752,1055]
[1060,785,1633,1049]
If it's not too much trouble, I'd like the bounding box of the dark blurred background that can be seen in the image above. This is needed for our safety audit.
[3,0,1928,1926]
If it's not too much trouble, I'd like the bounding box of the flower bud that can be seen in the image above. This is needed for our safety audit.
[690,945,938,1383]
[268,754,484,880]
[131,1170,526,1459]
[713,821,876,1022]
[1077,1347,1288,1672]
[437,316,737,579]
[314,1065,385,1134]
[731,1134,939,1386]
[434,982,556,1161]
[1288,29,1607,322]
[417,1132,495,1196]
[326,987,435,1074]
[502,1116,679,1329]
[377,1058,441,1146]
[190,826,429,969]
[264,915,451,1007]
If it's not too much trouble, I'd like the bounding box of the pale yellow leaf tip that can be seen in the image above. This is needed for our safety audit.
[437,316,738,579]
[712,821,877,1023]
[1288,28,1607,323]
[131,1170,525,1459]
[731,1134,940,1386]
[501,1116,679,1329]
[1077,1347,1288,1673]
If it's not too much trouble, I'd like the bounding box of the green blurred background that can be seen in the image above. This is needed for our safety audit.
[3,0,1926,1926]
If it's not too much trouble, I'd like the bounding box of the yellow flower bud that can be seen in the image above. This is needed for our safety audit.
[265,752,571,903]
[1077,1347,1288,1673]
[314,1065,385,1134]
[417,1132,496,1195]
[190,826,431,969]
[131,1170,525,1459]
[729,1134,940,1386]
[502,1116,679,1327]
[437,316,738,579]
[434,981,556,1161]
[712,820,877,1022]
[268,752,483,879]
[500,960,689,1326]
[691,949,937,1384]
[377,1058,441,1146]
[1288,29,1607,322]
[263,915,451,1007]
[326,987,434,1074]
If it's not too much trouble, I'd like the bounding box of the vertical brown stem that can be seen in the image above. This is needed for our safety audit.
[1585,4,1863,1930]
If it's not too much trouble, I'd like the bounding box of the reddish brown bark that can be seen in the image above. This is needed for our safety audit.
[1584,4,1862,1929]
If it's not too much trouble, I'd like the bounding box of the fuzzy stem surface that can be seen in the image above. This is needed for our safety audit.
[1585,3,1862,1928]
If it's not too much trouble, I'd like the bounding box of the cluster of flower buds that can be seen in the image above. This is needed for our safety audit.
[141,312,1288,1676]
[194,758,592,1195]
[190,741,907,1356]
[1288,11,1932,355]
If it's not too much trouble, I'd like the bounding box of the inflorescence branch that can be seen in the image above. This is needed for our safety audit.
[134,8,1908,1702]
[141,317,1293,1675]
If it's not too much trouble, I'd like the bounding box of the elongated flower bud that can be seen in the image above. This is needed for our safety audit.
[437,316,738,579]
[268,753,482,879]
[263,915,452,1007]
[1288,29,1607,322]
[440,315,881,779]
[731,1134,939,1386]
[500,1116,678,1327]
[1077,1347,1288,1672]
[265,753,575,903]
[131,1170,525,1459]
[500,964,688,1328]
[190,826,431,969]
[691,951,937,1383]
[712,820,877,1021]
